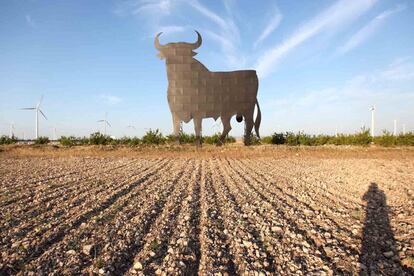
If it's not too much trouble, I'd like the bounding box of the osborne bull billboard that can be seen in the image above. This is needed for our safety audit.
[155,31,261,145]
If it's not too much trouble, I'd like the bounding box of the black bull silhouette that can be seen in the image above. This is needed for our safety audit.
[155,31,261,145]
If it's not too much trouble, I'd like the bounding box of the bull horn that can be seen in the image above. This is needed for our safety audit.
[191,30,202,49]
[154,32,164,49]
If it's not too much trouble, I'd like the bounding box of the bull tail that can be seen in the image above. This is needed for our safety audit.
[254,99,261,138]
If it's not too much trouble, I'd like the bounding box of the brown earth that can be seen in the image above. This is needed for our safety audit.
[1,145,413,275]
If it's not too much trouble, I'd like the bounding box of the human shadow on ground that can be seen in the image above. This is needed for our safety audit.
[359,182,413,275]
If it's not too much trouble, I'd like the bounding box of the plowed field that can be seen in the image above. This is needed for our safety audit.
[1,149,413,275]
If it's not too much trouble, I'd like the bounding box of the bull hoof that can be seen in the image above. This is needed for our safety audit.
[216,140,223,146]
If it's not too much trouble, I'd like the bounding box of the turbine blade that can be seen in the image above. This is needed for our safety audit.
[106,121,111,127]
[39,109,47,120]
[97,120,104,122]
[20,107,36,110]
[37,95,44,108]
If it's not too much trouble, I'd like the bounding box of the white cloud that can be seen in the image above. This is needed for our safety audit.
[158,25,186,34]
[255,0,377,78]
[338,4,405,55]
[380,57,414,81]
[100,94,122,105]
[25,15,36,28]
[265,58,414,133]
[117,0,243,68]
[188,0,242,68]
[254,8,283,49]
[132,0,174,15]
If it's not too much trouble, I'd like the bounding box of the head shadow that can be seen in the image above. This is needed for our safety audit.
[359,182,413,275]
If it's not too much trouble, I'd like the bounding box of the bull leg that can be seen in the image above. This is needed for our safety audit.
[244,112,254,146]
[172,114,181,144]
[217,115,231,146]
[193,117,202,147]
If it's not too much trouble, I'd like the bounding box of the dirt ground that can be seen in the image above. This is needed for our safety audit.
[1,145,413,275]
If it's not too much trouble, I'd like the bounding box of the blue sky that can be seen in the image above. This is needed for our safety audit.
[1,0,413,138]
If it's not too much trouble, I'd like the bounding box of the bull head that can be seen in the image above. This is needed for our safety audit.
[154,30,202,60]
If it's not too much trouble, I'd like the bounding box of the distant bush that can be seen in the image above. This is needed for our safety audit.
[395,132,414,146]
[373,131,395,147]
[115,136,131,145]
[15,128,414,148]
[271,133,285,145]
[115,136,141,146]
[260,136,273,144]
[285,132,299,146]
[349,128,372,145]
[373,131,414,146]
[129,137,141,146]
[226,135,236,143]
[79,136,89,145]
[34,136,50,145]
[243,134,260,145]
[0,135,17,145]
[89,132,113,145]
[314,135,331,146]
[59,136,78,147]
[179,133,197,144]
[141,129,165,145]
[263,128,373,146]
[204,133,236,145]
[203,134,219,144]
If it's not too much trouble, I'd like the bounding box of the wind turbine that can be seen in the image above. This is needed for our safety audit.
[403,124,406,135]
[9,121,15,138]
[20,95,47,139]
[50,126,57,140]
[97,112,111,135]
[393,119,397,136]
[370,105,375,137]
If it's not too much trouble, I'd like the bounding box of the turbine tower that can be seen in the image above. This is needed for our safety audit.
[9,121,15,138]
[370,105,375,137]
[51,126,57,140]
[20,95,47,139]
[97,112,111,135]
[393,119,397,136]
[403,124,406,135]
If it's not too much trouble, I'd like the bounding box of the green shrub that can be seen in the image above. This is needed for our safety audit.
[141,129,165,145]
[34,136,50,145]
[314,135,331,146]
[244,134,261,145]
[285,132,299,146]
[203,133,236,145]
[116,136,131,145]
[297,132,314,146]
[0,135,17,145]
[263,128,372,146]
[349,128,372,145]
[59,136,78,147]
[395,132,414,146]
[373,130,395,146]
[226,135,236,143]
[89,132,113,145]
[180,133,197,144]
[79,136,89,145]
[260,136,273,144]
[129,137,141,146]
[271,133,285,144]
[204,133,220,144]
